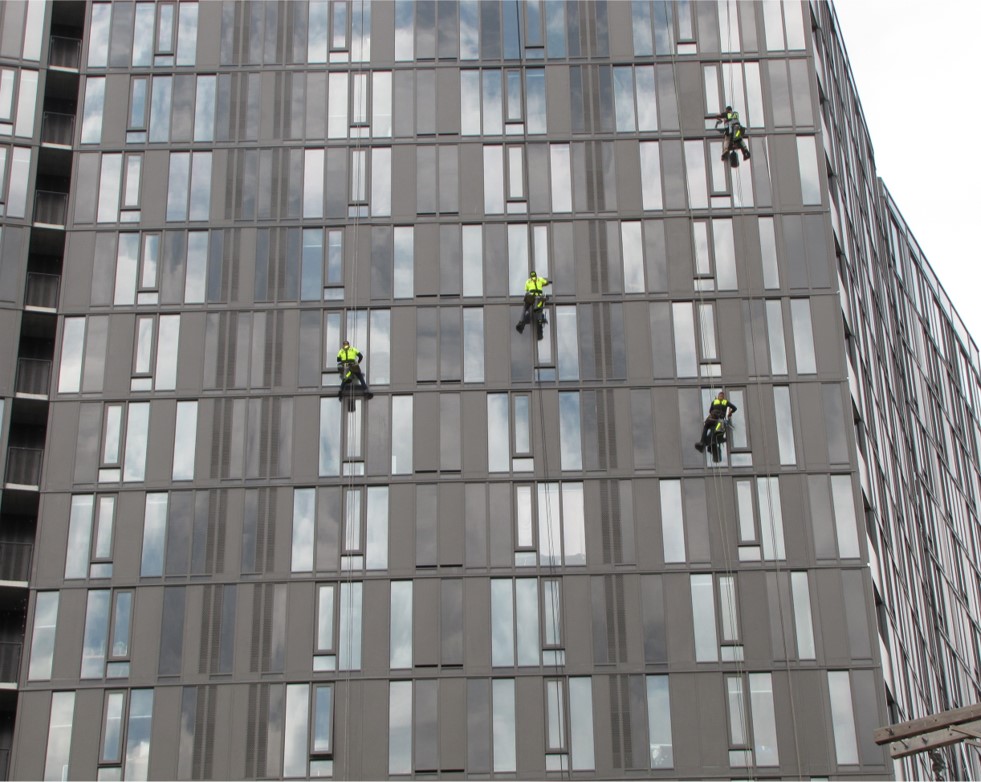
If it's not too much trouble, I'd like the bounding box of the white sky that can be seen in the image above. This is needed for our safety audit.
[831,0,981,344]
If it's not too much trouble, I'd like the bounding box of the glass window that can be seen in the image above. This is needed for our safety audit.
[303,149,324,218]
[550,145,572,213]
[172,401,197,480]
[284,683,310,777]
[81,77,106,144]
[388,681,412,774]
[483,146,504,214]
[759,217,779,288]
[28,592,59,681]
[81,589,111,678]
[327,73,348,139]
[772,386,796,465]
[139,493,167,577]
[558,392,582,471]
[765,300,788,374]
[370,147,391,217]
[101,691,125,765]
[97,154,122,223]
[392,396,413,474]
[176,3,199,65]
[555,306,579,381]
[691,574,718,661]
[464,309,485,382]
[291,488,315,572]
[312,684,333,756]
[830,475,860,558]
[749,673,779,766]
[319,398,342,477]
[43,692,76,782]
[65,495,94,579]
[492,679,516,773]
[672,302,697,377]
[790,299,816,373]
[622,222,644,293]
[790,572,816,659]
[120,403,149,482]
[390,581,412,669]
[758,477,786,561]
[372,72,392,137]
[827,671,859,764]
[58,318,85,393]
[568,678,594,770]
[646,676,673,768]
[487,394,509,473]
[797,136,822,205]
[660,480,684,563]
[88,4,112,67]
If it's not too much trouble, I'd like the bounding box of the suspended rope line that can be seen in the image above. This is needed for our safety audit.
[339,2,370,777]
[531,258,570,779]
[731,106,805,779]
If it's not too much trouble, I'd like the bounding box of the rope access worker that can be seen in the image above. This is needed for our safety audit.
[695,391,737,452]
[516,271,551,335]
[715,105,750,162]
[336,340,373,398]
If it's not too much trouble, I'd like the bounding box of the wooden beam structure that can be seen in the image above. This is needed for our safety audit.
[875,703,981,760]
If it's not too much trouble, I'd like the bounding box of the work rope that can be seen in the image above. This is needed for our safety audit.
[339,1,370,777]
[530,257,570,776]
[722,1,804,773]
[663,21,753,782]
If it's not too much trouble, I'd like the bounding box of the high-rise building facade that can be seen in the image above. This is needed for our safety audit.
[0,1,978,779]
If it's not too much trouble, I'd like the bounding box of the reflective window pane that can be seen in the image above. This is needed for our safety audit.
[28,592,59,681]
[646,676,673,768]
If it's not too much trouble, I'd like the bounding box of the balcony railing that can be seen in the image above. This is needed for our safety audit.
[48,36,81,69]
[0,642,22,682]
[15,358,51,397]
[25,272,60,309]
[41,111,74,146]
[33,191,68,226]
[4,447,42,487]
[0,540,33,583]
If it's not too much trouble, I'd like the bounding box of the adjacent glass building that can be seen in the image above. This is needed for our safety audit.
[0,1,978,779]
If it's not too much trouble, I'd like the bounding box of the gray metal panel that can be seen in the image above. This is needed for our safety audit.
[438,482,464,566]
[284,581,314,676]
[464,578,490,671]
[177,312,206,393]
[413,577,438,667]
[146,398,175,485]
[33,493,69,586]
[141,149,171,225]
[515,674,545,776]
[439,677,466,770]
[388,483,414,574]
[10,691,52,780]
[62,232,96,311]
[362,578,389,676]
[52,586,85,681]
[664,573,695,664]
[148,684,183,780]
[100,73,129,146]
[131,584,162,678]
[290,395,318,484]
[815,567,850,664]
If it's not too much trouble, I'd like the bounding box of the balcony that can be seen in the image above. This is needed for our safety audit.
[3,448,42,489]
[15,358,51,398]
[48,36,80,70]
[0,643,21,685]
[25,273,59,310]
[40,112,74,147]
[0,541,32,584]
[33,191,67,228]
